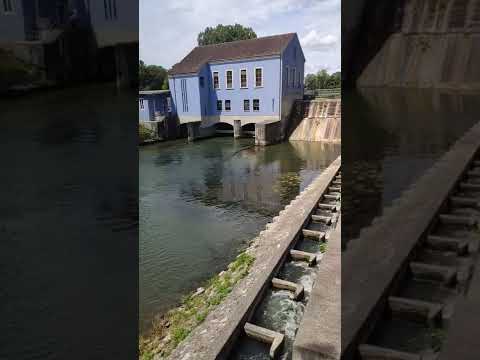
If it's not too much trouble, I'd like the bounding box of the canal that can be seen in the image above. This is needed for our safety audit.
[139,138,340,332]
[343,88,480,246]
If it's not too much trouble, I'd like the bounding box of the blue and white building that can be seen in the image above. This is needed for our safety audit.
[168,33,305,137]
[139,90,173,122]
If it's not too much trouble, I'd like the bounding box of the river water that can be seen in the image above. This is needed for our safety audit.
[343,88,480,246]
[139,138,340,332]
[0,85,138,359]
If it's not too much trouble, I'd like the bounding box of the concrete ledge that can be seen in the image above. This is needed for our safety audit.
[358,344,421,360]
[271,278,304,301]
[244,322,284,359]
[388,296,442,324]
[293,217,341,360]
[342,121,480,358]
[166,156,341,360]
[290,249,318,266]
[255,120,283,146]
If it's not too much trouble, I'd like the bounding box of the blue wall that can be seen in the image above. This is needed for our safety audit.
[281,35,305,121]
[206,57,281,118]
[139,93,172,122]
[169,75,202,120]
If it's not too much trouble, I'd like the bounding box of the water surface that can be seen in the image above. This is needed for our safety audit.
[139,138,340,331]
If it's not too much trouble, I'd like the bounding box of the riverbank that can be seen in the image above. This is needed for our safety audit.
[139,251,255,359]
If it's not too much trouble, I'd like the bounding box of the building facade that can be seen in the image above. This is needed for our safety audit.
[139,90,173,122]
[168,33,305,138]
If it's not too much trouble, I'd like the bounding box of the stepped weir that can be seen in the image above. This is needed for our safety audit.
[288,99,341,142]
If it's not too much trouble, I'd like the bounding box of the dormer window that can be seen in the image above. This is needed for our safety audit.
[226,70,233,89]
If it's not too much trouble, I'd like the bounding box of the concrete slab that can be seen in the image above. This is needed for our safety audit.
[293,217,341,360]
[244,322,284,359]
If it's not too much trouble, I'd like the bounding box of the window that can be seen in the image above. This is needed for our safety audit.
[225,100,231,111]
[167,97,172,112]
[181,79,189,112]
[213,72,219,89]
[226,70,233,89]
[285,66,289,88]
[294,46,297,60]
[244,99,250,112]
[240,69,248,88]
[104,0,117,20]
[217,100,222,111]
[297,71,301,88]
[2,0,14,13]
[291,68,295,88]
[253,99,260,111]
[255,68,263,87]
[139,99,144,110]
[199,76,204,88]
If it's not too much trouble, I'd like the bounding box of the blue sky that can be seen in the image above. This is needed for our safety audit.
[140,0,340,75]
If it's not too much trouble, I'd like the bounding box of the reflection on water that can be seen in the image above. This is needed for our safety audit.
[139,138,340,332]
[343,88,480,246]
[0,85,138,359]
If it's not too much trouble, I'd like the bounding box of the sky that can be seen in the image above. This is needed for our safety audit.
[139,0,340,75]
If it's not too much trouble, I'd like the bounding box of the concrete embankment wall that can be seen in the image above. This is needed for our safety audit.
[166,156,341,360]
[358,0,480,89]
[342,120,480,358]
[289,100,341,142]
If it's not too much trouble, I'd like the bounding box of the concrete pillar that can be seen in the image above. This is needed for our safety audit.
[233,119,242,138]
[187,122,201,142]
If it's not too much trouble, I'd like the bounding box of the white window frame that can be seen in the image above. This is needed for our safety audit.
[292,68,296,88]
[225,69,234,89]
[254,67,263,88]
[139,99,144,110]
[225,99,231,111]
[285,66,289,88]
[253,99,260,112]
[240,69,248,89]
[243,99,250,112]
[2,0,15,14]
[212,71,220,89]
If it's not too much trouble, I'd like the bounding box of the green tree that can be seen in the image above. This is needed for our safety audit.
[197,24,257,46]
[304,69,341,90]
[139,60,169,90]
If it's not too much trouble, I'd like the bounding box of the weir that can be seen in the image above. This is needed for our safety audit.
[165,156,341,360]
[342,120,480,359]
[289,99,341,142]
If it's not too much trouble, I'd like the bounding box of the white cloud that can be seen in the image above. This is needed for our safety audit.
[301,30,338,51]
[140,0,340,73]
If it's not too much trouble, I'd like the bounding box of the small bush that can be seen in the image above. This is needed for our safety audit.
[139,123,155,142]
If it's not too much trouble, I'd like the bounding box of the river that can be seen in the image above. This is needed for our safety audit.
[343,88,480,246]
[139,138,340,332]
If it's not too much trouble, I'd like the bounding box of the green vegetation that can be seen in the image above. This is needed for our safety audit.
[139,60,169,90]
[139,252,255,359]
[304,69,341,90]
[319,242,327,254]
[139,123,155,143]
[197,24,257,46]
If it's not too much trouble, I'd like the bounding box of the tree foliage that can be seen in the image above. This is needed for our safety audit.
[304,69,341,90]
[197,24,257,46]
[139,60,169,90]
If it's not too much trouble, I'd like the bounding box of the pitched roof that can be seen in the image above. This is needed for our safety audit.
[168,33,296,76]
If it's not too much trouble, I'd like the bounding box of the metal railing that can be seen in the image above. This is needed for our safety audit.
[304,88,341,99]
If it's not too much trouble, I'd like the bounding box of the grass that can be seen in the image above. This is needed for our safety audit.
[139,251,255,359]
[319,242,327,253]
